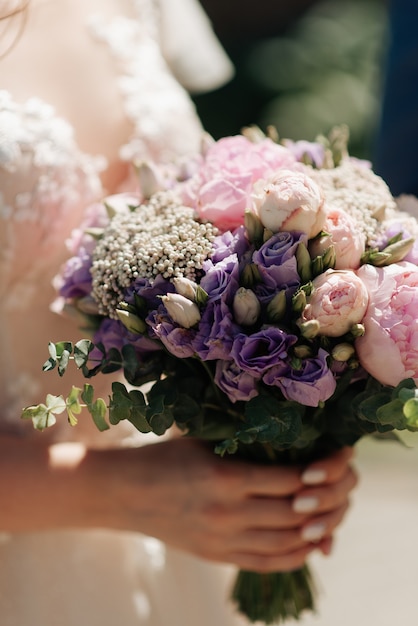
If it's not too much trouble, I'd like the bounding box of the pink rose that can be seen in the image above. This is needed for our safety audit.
[300,269,369,337]
[180,135,299,231]
[355,262,418,386]
[309,207,366,269]
[252,170,326,238]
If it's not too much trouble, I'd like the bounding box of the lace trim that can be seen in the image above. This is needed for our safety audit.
[88,0,202,164]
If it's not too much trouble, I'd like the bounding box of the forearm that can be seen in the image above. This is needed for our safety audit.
[0,435,94,532]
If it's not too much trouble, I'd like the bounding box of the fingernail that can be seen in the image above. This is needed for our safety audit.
[302,523,326,542]
[293,496,319,513]
[301,468,327,485]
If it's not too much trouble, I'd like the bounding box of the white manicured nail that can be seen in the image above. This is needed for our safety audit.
[301,468,327,485]
[302,523,326,542]
[293,496,319,513]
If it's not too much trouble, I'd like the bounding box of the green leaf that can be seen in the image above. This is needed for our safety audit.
[101,347,123,374]
[376,399,408,429]
[214,438,239,456]
[244,395,303,448]
[45,394,67,414]
[81,383,95,406]
[43,342,58,372]
[146,396,174,436]
[109,382,132,425]
[57,350,71,377]
[127,390,151,433]
[89,398,110,431]
[65,386,83,426]
[355,391,392,423]
[74,340,94,368]
[22,404,57,430]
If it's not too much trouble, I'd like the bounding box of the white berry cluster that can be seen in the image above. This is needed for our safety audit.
[311,160,397,243]
[91,191,218,317]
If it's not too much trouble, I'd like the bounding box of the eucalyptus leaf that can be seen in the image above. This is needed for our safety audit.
[74,340,94,368]
[109,382,132,425]
[214,438,239,456]
[81,383,95,406]
[90,398,110,431]
[376,399,408,429]
[58,350,71,377]
[45,394,67,414]
[146,396,174,435]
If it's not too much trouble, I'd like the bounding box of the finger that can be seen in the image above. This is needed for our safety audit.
[301,446,355,486]
[300,501,350,544]
[292,466,358,515]
[228,527,310,556]
[226,543,320,574]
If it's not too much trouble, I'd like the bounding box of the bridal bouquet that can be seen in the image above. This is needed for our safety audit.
[23,127,418,624]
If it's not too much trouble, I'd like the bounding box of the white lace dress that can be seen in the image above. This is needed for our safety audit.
[0,1,249,624]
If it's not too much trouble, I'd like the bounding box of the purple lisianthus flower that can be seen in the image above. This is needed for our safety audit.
[124,274,175,310]
[147,309,196,358]
[214,360,259,403]
[91,317,160,364]
[211,226,250,263]
[193,299,239,360]
[58,252,93,299]
[231,327,298,378]
[253,231,307,286]
[282,139,326,169]
[201,253,240,303]
[263,348,336,407]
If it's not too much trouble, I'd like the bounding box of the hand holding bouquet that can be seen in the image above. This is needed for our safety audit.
[23,126,418,624]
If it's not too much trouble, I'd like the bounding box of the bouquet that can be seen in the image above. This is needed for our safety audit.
[23,126,418,624]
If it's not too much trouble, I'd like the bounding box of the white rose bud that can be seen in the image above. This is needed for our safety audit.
[161,293,201,328]
[233,287,261,326]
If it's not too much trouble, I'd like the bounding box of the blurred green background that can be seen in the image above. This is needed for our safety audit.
[195,0,389,160]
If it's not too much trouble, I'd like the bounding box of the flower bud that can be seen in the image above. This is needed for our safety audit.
[241,125,266,143]
[311,255,323,277]
[135,161,163,199]
[240,263,261,288]
[350,323,365,338]
[292,290,307,315]
[266,290,287,322]
[296,242,312,283]
[116,309,147,334]
[322,244,337,270]
[173,277,197,301]
[173,277,209,306]
[233,287,261,326]
[332,342,355,362]
[381,237,415,264]
[293,344,313,359]
[244,210,264,246]
[297,319,321,339]
[161,293,201,328]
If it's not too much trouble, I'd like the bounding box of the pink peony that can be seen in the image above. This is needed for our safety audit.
[252,170,326,238]
[300,269,369,337]
[180,135,299,231]
[309,207,366,269]
[355,262,418,386]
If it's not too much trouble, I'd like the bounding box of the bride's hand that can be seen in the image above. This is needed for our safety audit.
[85,439,357,572]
